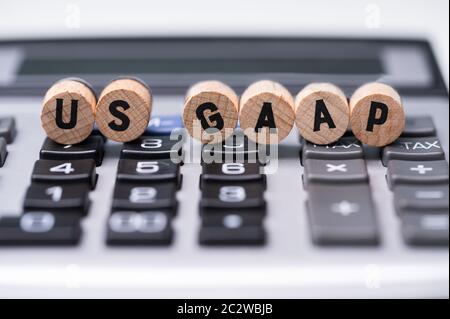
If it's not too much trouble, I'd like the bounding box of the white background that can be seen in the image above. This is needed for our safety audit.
[0,0,448,86]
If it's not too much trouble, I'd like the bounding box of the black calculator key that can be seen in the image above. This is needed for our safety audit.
[112,182,178,211]
[121,136,183,161]
[200,206,266,217]
[201,162,265,185]
[200,182,265,209]
[301,137,363,164]
[402,116,436,137]
[117,159,180,186]
[91,124,107,141]
[0,212,81,246]
[107,211,173,246]
[202,133,268,164]
[303,158,368,185]
[387,160,449,189]
[401,213,449,246]
[307,184,379,245]
[0,117,16,143]
[382,137,445,166]
[31,159,97,189]
[394,185,449,212]
[0,137,6,167]
[40,136,104,166]
[199,211,265,246]
[24,183,90,216]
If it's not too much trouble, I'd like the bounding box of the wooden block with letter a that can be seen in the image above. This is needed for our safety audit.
[295,83,350,145]
[95,77,152,143]
[183,81,239,144]
[350,82,405,147]
[239,80,295,144]
[41,78,97,145]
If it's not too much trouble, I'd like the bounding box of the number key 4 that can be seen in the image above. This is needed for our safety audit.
[31,159,97,189]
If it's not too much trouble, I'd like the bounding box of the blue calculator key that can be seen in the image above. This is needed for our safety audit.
[146,115,183,136]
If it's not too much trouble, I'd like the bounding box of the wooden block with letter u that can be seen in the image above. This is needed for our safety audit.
[41,78,97,145]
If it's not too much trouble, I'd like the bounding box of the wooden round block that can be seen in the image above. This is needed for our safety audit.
[239,80,295,144]
[41,78,97,145]
[350,82,405,147]
[183,81,239,143]
[95,77,152,142]
[295,83,349,145]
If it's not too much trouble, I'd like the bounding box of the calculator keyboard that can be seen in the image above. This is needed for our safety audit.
[0,95,447,297]
[0,95,448,249]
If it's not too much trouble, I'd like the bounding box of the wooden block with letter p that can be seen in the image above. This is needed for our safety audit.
[41,78,97,145]
[239,80,295,144]
[350,82,405,147]
[295,83,349,145]
[95,77,152,143]
[183,81,239,144]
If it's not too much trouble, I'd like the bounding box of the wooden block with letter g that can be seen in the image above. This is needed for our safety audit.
[183,81,239,144]
[239,80,295,144]
[350,82,405,147]
[41,78,97,145]
[95,77,152,143]
[295,83,349,145]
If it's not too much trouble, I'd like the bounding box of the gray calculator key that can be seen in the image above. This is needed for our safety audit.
[402,116,436,137]
[307,184,379,245]
[0,117,16,143]
[387,160,449,189]
[303,159,368,185]
[401,213,449,246]
[0,138,6,167]
[301,137,363,164]
[382,137,445,166]
[394,184,449,212]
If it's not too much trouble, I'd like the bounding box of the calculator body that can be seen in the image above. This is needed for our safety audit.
[0,38,448,298]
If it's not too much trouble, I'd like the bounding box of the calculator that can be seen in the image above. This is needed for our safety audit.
[0,38,448,298]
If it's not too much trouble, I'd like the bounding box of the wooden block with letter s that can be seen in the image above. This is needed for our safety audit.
[41,78,97,145]
[95,77,152,143]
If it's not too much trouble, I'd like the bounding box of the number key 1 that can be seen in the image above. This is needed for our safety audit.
[23,183,90,216]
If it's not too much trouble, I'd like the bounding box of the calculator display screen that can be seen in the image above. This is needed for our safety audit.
[18,58,384,75]
[0,38,443,96]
